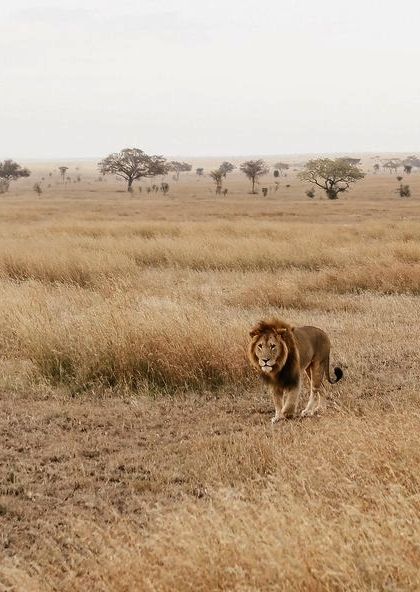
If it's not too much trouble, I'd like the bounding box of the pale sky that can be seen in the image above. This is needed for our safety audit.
[2,0,420,159]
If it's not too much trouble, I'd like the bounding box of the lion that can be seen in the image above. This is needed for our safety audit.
[248,318,343,422]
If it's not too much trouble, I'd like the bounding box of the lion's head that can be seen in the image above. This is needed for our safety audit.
[248,319,294,375]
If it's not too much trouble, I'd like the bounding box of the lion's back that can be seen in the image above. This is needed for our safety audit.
[294,325,331,368]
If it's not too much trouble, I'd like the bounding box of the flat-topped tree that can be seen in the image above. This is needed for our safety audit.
[298,158,365,200]
[403,155,420,169]
[274,162,289,176]
[240,159,269,194]
[99,148,168,191]
[219,161,235,178]
[0,159,30,192]
[58,166,69,183]
[382,160,402,175]
[168,161,192,181]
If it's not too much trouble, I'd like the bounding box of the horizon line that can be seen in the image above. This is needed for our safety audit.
[4,149,420,163]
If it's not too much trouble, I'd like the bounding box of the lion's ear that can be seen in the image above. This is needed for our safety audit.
[249,321,265,337]
[277,326,294,337]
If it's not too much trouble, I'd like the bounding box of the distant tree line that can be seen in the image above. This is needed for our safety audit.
[3,149,418,200]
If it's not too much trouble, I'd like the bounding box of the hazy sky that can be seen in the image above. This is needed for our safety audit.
[2,0,420,158]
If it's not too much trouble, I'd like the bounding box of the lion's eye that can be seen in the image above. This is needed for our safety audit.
[270,344,276,349]
[257,344,263,349]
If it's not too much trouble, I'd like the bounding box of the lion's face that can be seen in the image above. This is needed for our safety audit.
[250,331,288,374]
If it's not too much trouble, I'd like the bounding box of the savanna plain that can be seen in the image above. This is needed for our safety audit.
[1,158,420,592]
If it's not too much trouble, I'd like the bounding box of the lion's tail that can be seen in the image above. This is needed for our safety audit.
[325,355,343,384]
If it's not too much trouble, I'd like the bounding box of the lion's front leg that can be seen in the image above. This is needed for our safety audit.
[271,385,285,423]
[281,383,300,419]
[271,383,301,423]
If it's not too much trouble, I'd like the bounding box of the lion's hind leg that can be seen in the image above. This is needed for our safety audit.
[301,362,324,417]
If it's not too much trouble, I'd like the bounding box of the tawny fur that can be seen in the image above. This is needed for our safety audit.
[248,318,343,422]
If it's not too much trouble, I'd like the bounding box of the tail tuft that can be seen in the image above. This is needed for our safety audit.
[333,367,343,382]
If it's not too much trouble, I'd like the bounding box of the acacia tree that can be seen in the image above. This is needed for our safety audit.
[99,148,168,191]
[403,155,420,169]
[298,158,365,200]
[383,160,402,174]
[219,161,235,178]
[0,159,30,192]
[240,159,269,194]
[58,166,69,183]
[209,169,224,194]
[168,161,192,181]
[274,162,289,176]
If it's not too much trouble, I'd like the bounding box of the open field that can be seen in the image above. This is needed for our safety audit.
[1,160,420,591]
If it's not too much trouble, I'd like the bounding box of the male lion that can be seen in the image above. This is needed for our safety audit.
[248,318,343,422]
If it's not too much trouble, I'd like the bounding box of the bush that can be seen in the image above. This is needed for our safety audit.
[33,183,42,195]
[398,184,411,198]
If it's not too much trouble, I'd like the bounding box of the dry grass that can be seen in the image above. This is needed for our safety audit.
[0,161,419,591]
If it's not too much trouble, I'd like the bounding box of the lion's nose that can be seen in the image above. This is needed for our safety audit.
[262,358,269,364]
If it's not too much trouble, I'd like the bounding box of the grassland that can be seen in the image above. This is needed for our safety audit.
[1,159,420,591]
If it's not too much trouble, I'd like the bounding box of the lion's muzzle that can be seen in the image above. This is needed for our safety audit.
[260,362,274,373]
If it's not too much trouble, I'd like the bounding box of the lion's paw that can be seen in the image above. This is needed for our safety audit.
[300,408,314,418]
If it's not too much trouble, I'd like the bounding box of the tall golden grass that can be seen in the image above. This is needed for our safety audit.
[0,214,418,392]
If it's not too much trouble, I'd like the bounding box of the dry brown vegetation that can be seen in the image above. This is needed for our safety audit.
[1,160,420,591]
